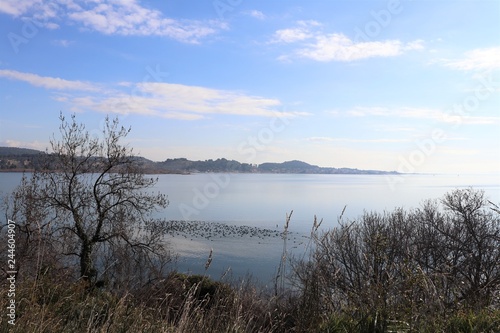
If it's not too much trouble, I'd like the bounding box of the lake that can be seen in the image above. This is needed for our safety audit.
[1,172,499,285]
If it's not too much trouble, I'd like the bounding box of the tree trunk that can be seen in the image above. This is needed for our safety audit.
[80,241,95,281]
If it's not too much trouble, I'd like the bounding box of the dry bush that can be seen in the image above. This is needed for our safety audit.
[292,188,500,331]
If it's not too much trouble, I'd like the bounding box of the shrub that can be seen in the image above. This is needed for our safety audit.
[292,188,500,331]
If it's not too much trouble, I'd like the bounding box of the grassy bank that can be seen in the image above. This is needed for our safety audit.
[1,274,499,332]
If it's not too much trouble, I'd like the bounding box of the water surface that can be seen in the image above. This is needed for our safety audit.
[1,172,499,284]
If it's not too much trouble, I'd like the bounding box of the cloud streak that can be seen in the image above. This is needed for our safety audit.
[0,69,99,91]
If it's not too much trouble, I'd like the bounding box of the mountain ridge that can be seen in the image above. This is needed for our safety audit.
[0,147,398,175]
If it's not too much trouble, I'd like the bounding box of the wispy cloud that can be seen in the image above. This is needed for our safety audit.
[346,106,438,118]
[0,0,225,43]
[247,10,266,20]
[0,69,99,91]
[271,21,424,62]
[373,125,419,133]
[441,47,500,71]
[270,20,320,43]
[341,106,500,125]
[306,136,409,143]
[69,82,308,119]
[51,39,74,47]
[0,69,308,120]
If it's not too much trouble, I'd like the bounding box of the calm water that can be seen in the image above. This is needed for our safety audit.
[1,172,499,284]
[154,173,500,232]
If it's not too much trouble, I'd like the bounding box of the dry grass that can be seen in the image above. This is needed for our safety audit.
[0,272,290,333]
[3,266,498,333]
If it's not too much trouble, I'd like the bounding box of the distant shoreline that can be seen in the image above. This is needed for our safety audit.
[0,169,401,175]
[0,147,399,175]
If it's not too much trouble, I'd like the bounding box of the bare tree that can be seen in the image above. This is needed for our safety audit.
[5,114,170,288]
[439,188,500,309]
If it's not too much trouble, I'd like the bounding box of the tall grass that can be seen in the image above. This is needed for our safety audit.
[0,273,290,333]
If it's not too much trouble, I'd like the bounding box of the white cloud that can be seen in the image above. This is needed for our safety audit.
[271,22,424,62]
[0,0,61,28]
[135,82,280,118]
[403,39,425,51]
[270,20,320,44]
[272,27,313,44]
[67,2,225,43]
[0,69,308,120]
[442,47,500,71]
[71,82,308,119]
[247,10,265,20]
[0,0,42,16]
[0,0,225,43]
[298,34,424,62]
[0,69,99,91]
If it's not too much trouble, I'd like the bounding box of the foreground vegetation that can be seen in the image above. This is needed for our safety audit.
[1,115,499,332]
[2,187,499,332]
[1,279,499,333]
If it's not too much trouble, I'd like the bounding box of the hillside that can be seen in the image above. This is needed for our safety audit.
[0,147,46,170]
[0,147,43,156]
[0,147,398,174]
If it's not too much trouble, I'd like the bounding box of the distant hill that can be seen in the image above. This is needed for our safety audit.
[259,160,317,173]
[0,147,398,175]
[257,160,397,175]
[0,147,46,170]
[0,147,44,156]
[158,158,253,173]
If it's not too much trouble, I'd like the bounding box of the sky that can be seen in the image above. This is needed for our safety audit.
[0,0,499,174]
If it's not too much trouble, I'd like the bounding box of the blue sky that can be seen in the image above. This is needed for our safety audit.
[0,0,499,174]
